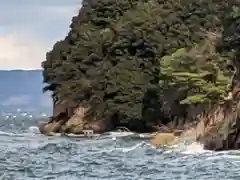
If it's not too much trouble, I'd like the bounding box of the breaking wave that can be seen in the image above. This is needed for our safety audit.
[0,117,240,179]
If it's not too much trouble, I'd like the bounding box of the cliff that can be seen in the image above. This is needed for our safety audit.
[40,0,240,150]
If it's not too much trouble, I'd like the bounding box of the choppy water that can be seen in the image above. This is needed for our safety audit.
[0,117,240,180]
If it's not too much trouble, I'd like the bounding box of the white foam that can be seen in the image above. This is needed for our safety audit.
[0,130,16,136]
[206,153,240,160]
[180,142,211,154]
[107,131,135,137]
[28,126,40,134]
[121,141,145,152]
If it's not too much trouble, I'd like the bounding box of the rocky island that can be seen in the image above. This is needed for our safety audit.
[39,0,240,151]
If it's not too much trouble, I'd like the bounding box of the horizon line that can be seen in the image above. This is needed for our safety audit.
[0,68,43,71]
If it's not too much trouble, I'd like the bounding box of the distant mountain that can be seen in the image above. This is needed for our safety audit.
[0,70,52,113]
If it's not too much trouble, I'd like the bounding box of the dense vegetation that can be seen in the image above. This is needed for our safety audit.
[42,0,238,131]
[218,5,240,90]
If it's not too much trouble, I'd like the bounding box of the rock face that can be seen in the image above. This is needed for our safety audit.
[196,100,240,151]
[39,101,112,135]
[149,99,240,150]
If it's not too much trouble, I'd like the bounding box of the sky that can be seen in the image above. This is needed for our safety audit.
[0,0,82,70]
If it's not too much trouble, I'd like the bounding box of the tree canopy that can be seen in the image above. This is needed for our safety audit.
[42,0,238,131]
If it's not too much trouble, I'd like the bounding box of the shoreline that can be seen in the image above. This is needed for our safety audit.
[39,1,240,151]
[38,97,240,151]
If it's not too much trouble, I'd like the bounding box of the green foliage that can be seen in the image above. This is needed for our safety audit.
[231,6,240,18]
[41,0,237,130]
[159,40,232,105]
[217,3,240,89]
[180,95,209,104]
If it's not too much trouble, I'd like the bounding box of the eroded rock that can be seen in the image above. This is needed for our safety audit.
[196,101,240,151]
[38,120,63,136]
[62,106,89,134]
[39,103,112,135]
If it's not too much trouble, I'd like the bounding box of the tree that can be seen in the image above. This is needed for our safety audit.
[42,0,234,131]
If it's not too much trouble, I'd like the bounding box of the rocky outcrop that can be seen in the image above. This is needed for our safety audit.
[196,98,240,151]
[39,101,112,136]
[39,97,240,151]
[149,94,240,150]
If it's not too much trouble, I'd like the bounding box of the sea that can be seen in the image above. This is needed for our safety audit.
[0,111,240,180]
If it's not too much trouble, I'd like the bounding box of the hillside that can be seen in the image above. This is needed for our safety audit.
[40,0,240,145]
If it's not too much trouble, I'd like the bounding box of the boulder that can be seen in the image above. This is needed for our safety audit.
[38,120,63,135]
[150,133,177,147]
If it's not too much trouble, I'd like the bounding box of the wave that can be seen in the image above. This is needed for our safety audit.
[28,126,41,134]
[0,130,16,136]
[3,125,240,158]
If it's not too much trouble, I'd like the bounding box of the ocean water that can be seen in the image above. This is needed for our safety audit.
[0,116,240,180]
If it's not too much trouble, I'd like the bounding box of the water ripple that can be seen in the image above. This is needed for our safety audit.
[0,121,240,179]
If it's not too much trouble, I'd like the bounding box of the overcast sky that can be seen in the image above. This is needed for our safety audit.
[0,0,82,70]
